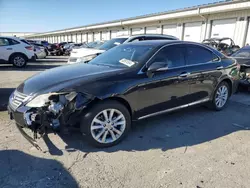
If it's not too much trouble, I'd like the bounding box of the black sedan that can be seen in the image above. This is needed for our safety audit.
[231,46,250,86]
[8,40,240,148]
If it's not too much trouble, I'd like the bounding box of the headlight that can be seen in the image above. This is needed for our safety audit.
[25,93,53,107]
[25,92,78,108]
[76,54,97,63]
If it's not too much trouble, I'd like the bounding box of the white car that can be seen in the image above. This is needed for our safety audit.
[33,45,47,59]
[68,34,179,64]
[0,36,35,67]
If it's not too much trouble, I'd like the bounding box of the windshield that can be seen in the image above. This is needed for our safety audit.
[231,49,250,58]
[85,41,104,49]
[98,38,127,50]
[88,44,155,68]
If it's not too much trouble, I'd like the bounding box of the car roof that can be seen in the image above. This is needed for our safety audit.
[239,45,250,50]
[122,40,199,47]
[122,40,224,56]
[203,37,232,41]
[114,34,178,40]
[0,36,24,41]
[130,34,178,39]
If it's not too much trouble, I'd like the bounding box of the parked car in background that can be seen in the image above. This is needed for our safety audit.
[202,38,240,56]
[0,36,35,67]
[63,43,87,55]
[231,45,250,86]
[47,43,62,56]
[8,40,239,148]
[85,41,105,49]
[33,45,47,59]
[27,40,49,47]
[68,34,179,64]
[28,41,49,56]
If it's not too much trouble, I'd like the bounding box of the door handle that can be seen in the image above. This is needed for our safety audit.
[216,66,224,70]
[179,72,190,78]
[6,48,12,50]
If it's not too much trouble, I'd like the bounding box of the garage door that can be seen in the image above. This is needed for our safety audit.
[132,28,144,35]
[211,19,236,39]
[118,29,129,36]
[111,30,118,38]
[88,33,93,42]
[72,34,77,43]
[57,36,60,43]
[81,33,87,42]
[67,34,71,42]
[146,26,157,34]
[49,36,53,43]
[101,31,110,40]
[94,32,101,41]
[245,19,250,45]
[77,33,81,43]
[183,22,202,42]
[163,24,178,37]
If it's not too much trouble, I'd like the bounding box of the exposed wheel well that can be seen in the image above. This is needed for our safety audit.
[221,78,233,96]
[8,52,28,62]
[108,97,132,116]
[87,97,133,117]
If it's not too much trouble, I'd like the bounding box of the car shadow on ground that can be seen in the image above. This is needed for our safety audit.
[0,88,15,111]
[0,150,79,187]
[42,100,250,155]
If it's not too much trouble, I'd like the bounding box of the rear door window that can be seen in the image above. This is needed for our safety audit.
[185,45,217,65]
[9,39,20,45]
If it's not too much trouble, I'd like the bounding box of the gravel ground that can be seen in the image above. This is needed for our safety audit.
[0,56,250,188]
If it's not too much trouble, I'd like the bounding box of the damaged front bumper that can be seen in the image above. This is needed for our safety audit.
[8,91,92,150]
[8,105,42,150]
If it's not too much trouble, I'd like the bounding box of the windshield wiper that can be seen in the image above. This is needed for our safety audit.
[93,63,118,68]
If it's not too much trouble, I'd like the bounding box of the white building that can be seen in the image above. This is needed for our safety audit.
[25,0,250,47]
[0,32,36,37]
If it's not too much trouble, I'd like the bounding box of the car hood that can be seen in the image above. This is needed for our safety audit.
[233,57,250,66]
[70,48,105,58]
[17,63,122,95]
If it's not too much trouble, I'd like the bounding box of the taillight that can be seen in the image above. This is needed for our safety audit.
[25,46,33,51]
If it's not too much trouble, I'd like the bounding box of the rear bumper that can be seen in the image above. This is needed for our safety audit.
[28,55,36,62]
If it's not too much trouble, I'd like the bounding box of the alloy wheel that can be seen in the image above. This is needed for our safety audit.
[90,109,126,144]
[13,56,25,67]
[215,85,228,108]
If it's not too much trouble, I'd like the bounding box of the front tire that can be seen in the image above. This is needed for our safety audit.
[10,54,27,68]
[80,100,131,147]
[210,81,230,111]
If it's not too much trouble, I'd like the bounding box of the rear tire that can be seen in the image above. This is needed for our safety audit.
[209,81,230,111]
[10,54,27,68]
[80,100,131,147]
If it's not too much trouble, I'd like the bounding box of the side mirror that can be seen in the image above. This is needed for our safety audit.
[147,62,168,73]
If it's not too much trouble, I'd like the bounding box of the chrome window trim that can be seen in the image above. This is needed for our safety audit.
[138,98,210,120]
[137,42,222,74]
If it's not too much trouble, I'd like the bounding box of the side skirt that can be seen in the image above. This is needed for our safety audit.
[137,98,210,120]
